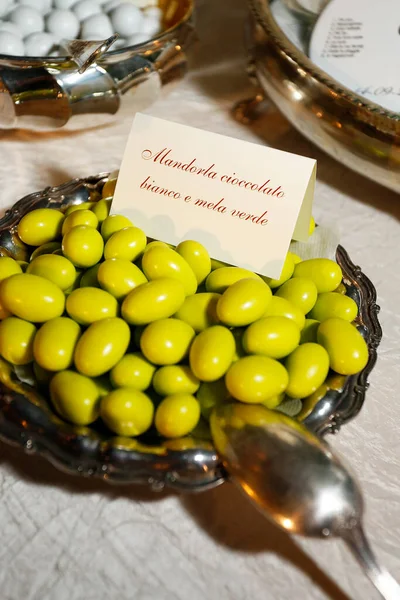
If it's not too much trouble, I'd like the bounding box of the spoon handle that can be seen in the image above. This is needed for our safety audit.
[342,524,400,600]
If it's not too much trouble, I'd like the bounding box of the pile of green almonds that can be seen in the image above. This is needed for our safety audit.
[0,178,369,440]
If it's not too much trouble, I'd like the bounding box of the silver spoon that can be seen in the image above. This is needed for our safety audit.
[210,403,400,600]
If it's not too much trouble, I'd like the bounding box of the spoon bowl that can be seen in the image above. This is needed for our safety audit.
[211,403,362,538]
[211,404,400,600]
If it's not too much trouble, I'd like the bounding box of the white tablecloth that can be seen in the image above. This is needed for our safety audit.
[0,2,399,599]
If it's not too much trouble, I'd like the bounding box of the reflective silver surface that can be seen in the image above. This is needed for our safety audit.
[0,0,194,130]
[61,35,120,74]
[211,405,400,600]
[242,0,400,194]
[0,173,382,490]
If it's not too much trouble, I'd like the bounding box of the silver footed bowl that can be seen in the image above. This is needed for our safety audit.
[243,0,400,193]
[0,174,382,492]
[0,0,194,131]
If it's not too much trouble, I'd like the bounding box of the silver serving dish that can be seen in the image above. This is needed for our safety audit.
[0,0,194,131]
[0,174,382,491]
[241,0,400,193]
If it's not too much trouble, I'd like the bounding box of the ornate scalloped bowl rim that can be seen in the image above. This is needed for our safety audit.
[0,174,383,491]
[249,0,400,124]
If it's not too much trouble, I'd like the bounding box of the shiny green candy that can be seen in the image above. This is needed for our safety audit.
[174,292,220,332]
[17,208,64,246]
[293,258,342,293]
[142,246,198,296]
[263,296,305,330]
[152,365,200,397]
[91,198,111,224]
[140,318,195,365]
[155,394,201,438]
[309,292,358,322]
[317,318,368,375]
[110,352,156,391]
[30,242,61,261]
[176,240,211,285]
[50,370,101,425]
[97,258,147,300]
[263,252,295,289]
[0,273,65,322]
[62,225,104,268]
[104,226,147,261]
[101,214,133,241]
[64,202,95,216]
[225,355,289,403]
[0,317,36,365]
[189,325,236,382]
[143,241,170,253]
[33,317,81,371]
[217,278,272,327]
[27,254,76,291]
[100,388,154,436]
[205,267,262,293]
[275,277,318,314]
[243,316,300,359]
[121,278,186,325]
[66,287,118,325]
[62,209,98,235]
[74,317,130,377]
[285,343,330,399]
[0,257,22,282]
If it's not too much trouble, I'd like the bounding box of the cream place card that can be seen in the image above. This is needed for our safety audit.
[111,114,316,279]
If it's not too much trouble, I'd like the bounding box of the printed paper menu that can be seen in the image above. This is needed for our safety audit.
[112,114,316,279]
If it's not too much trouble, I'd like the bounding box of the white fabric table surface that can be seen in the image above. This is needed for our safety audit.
[0,1,399,599]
